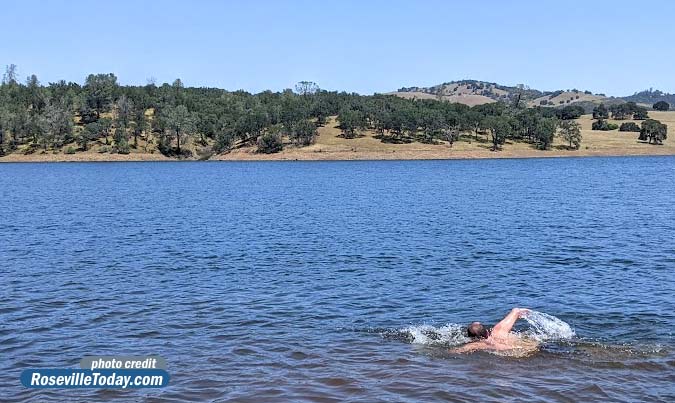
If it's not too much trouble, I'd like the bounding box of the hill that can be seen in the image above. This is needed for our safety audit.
[389,80,544,106]
[390,80,675,110]
[623,89,675,106]
[528,90,606,107]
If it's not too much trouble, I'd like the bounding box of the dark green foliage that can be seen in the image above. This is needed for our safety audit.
[289,119,317,146]
[610,102,641,120]
[639,119,668,144]
[115,137,130,154]
[4,66,660,159]
[632,108,649,120]
[482,115,512,151]
[653,101,669,111]
[592,104,609,119]
[256,132,283,153]
[534,117,558,150]
[559,120,582,149]
[159,105,195,155]
[555,105,584,120]
[79,121,101,150]
[592,119,618,131]
[213,128,236,153]
[84,73,118,120]
[337,109,366,139]
[619,122,641,132]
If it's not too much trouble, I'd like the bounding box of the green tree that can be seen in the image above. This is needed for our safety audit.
[534,117,558,150]
[559,120,582,149]
[256,132,283,153]
[619,122,641,132]
[556,105,584,120]
[113,95,133,151]
[653,101,670,111]
[213,124,236,153]
[160,105,195,155]
[98,117,113,145]
[639,119,667,144]
[592,119,618,131]
[462,110,483,140]
[289,119,317,146]
[294,81,319,96]
[79,121,101,151]
[337,109,365,139]
[632,107,649,120]
[592,104,609,119]
[83,73,118,119]
[482,116,511,151]
[2,64,19,85]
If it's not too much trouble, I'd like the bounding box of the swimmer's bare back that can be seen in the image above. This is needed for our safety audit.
[451,308,539,355]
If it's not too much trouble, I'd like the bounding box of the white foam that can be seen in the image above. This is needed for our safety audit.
[404,323,469,347]
[396,311,575,347]
[523,310,575,341]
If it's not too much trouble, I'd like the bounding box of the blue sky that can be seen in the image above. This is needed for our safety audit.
[2,0,673,95]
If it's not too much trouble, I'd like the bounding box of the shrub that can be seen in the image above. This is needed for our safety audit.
[633,108,649,120]
[64,146,76,154]
[98,145,110,153]
[619,122,641,132]
[289,119,317,146]
[115,138,130,154]
[256,132,283,154]
[653,101,670,111]
[556,105,584,120]
[592,119,618,131]
[213,130,235,153]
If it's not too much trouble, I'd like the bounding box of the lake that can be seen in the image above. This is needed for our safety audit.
[1,157,674,402]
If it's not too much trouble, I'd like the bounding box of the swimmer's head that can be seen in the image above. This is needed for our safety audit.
[467,322,489,339]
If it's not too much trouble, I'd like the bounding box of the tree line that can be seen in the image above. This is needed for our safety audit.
[0,65,668,158]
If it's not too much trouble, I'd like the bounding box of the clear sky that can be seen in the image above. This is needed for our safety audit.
[2,0,674,95]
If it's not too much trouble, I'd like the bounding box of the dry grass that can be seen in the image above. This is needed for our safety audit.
[4,113,675,163]
[214,112,675,161]
[529,91,606,107]
[388,91,495,106]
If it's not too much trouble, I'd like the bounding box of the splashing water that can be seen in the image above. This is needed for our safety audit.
[382,311,575,348]
[522,310,575,341]
[404,324,469,347]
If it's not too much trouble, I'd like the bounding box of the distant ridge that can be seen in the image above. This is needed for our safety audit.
[389,80,674,109]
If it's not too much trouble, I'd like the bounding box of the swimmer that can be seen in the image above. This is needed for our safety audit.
[451,308,538,354]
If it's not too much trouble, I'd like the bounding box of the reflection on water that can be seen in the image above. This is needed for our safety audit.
[1,158,675,402]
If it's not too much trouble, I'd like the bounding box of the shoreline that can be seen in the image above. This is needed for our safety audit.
[2,147,674,163]
[3,113,674,164]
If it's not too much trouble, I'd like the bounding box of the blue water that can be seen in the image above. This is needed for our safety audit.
[1,157,674,402]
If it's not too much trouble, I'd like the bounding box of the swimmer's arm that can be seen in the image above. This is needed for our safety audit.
[450,342,488,354]
[491,308,529,338]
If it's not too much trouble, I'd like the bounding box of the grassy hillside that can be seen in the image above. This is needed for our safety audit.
[391,80,672,110]
[390,80,543,106]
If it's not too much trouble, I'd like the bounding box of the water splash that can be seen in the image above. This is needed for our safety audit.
[375,311,575,348]
[404,324,469,347]
[522,310,575,341]
[376,324,468,347]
